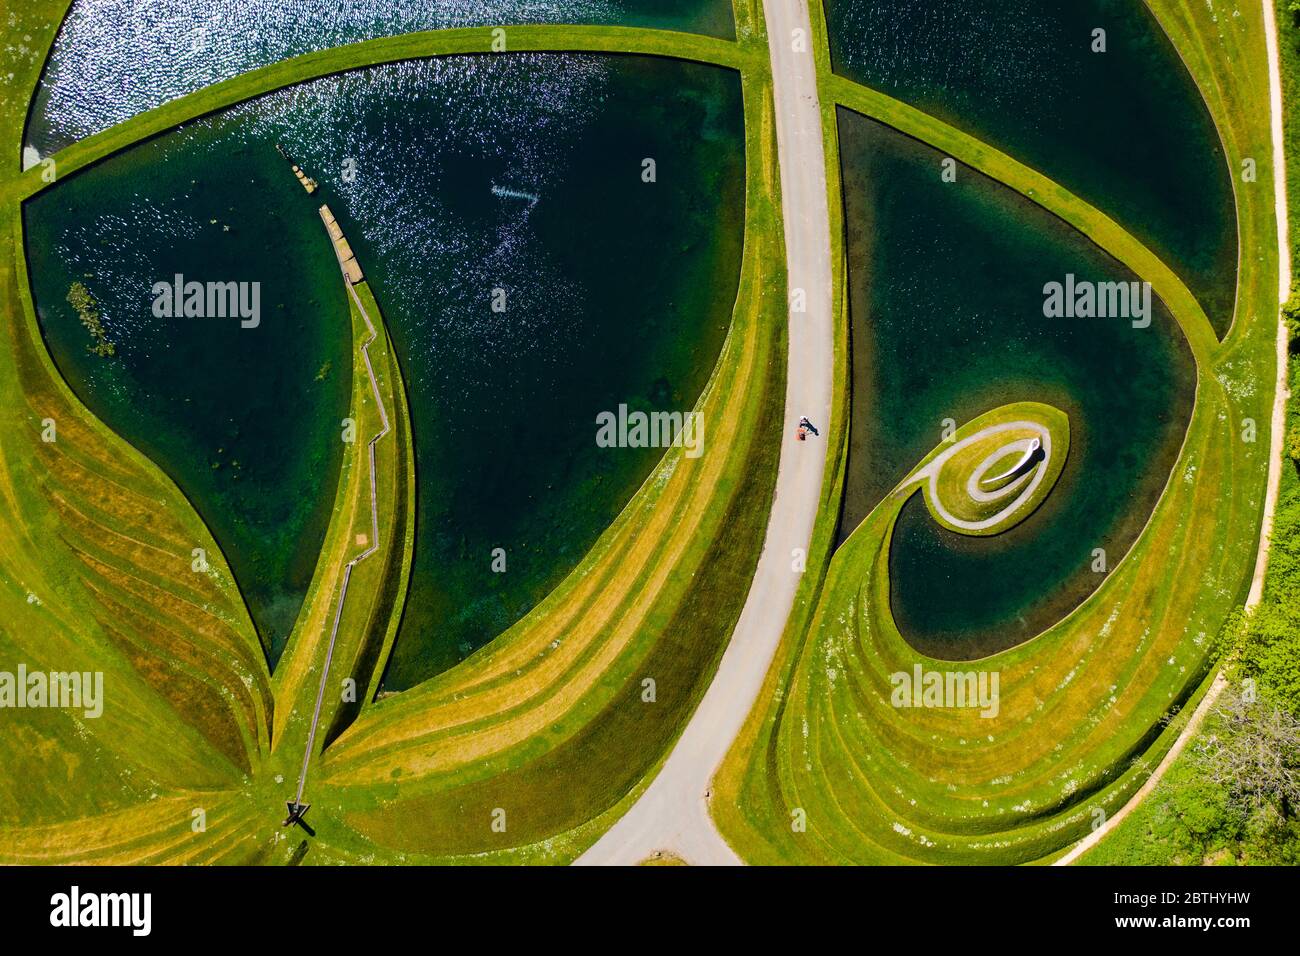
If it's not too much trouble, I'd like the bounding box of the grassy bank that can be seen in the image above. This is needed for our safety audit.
[0,3,787,863]
[1080,0,1297,866]
[712,0,1278,864]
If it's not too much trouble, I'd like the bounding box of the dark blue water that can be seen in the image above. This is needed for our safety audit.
[25,53,746,686]
[838,111,1196,658]
[824,0,1238,336]
[26,0,735,155]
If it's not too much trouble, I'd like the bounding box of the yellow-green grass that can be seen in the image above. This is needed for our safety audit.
[1,791,262,865]
[266,279,415,769]
[0,176,402,855]
[1078,0,1297,865]
[0,1,787,863]
[1284,0,1300,255]
[711,0,1278,864]
[304,58,786,864]
[918,404,1068,534]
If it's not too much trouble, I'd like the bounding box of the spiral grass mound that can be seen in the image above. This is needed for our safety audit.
[709,0,1277,866]
[719,380,1259,863]
[909,403,1068,537]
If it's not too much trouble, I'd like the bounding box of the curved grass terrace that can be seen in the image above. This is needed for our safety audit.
[0,0,1285,866]
[825,74,1221,367]
[709,0,1279,865]
[7,25,754,207]
[0,0,786,863]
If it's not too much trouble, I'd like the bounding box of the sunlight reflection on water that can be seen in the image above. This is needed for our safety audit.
[28,0,729,152]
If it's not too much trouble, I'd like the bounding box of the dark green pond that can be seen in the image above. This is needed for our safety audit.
[838,110,1196,659]
[25,54,745,687]
[824,0,1238,336]
[26,0,735,156]
[286,56,746,689]
[25,121,353,664]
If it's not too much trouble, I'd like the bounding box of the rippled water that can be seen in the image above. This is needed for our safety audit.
[26,0,734,154]
[297,57,744,689]
[838,111,1195,658]
[25,115,353,661]
[26,53,746,683]
[825,0,1238,336]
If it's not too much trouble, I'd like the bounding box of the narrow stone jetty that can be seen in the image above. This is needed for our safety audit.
[276,143,318,194]
[319,206,363,284]
[293,165,319,194]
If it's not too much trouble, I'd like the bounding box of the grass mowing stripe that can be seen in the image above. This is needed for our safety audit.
[712,0,1276,865]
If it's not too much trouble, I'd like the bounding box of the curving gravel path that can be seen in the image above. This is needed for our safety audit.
[575,0,835,866]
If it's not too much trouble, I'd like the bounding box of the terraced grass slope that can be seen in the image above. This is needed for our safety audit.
[1076,0,1297,865]
[0,0,785,863]
[304,49,784,861]
[0,1,274,843]
[24,114,356,664]
[711,0,1279,864]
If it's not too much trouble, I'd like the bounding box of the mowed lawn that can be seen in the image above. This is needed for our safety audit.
[711,0,1279,865]
[0,0,788,863]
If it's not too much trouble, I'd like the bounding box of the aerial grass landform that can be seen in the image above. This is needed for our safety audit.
[0,0,1288,867]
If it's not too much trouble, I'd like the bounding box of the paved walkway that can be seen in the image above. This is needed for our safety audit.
[292,222,392,813]
[575,0,834,866]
